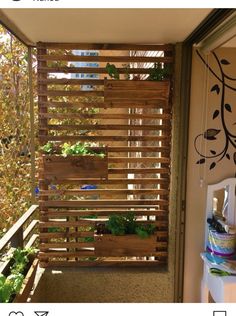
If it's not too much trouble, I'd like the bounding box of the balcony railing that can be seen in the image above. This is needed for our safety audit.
[0,204,39,275]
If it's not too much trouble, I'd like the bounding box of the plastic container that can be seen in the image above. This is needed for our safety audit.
[207,228,235,257]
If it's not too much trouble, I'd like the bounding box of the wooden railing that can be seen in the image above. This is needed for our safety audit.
[0,204,39,274]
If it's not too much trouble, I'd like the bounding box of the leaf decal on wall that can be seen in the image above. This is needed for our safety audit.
[226,153,230,160]
[225,104,232,112]
[221,59,230,65]
[210,162,216,170]
[204,129,221,140]
[196,158,205,164]
[211,84,220,94]
[213,110,219,119]
[210,150,216,155]
[234,152,236,165]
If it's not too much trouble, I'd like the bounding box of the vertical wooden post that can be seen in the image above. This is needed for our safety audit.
[37,43,49,267]
[28,47,36,203]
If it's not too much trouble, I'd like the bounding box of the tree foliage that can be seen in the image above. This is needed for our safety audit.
[0,25,37,236]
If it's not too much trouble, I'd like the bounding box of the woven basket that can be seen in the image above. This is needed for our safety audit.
[207,228,235,257]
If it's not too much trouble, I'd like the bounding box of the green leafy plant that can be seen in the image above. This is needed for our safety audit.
[148,63,170,81]
[105,63,120,80]
[0,273,24,303]
[40,142,54,155]
[105,213,155,238]
[0,247,36,303]
[41,141,105,158]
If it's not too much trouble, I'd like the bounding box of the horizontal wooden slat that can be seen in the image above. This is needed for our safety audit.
[39,178,169,185]
[107,146,170,153]
[40,200,168,207]
[37,42,173,51]
[46,124,169,132]
[40,209,168,217]
[40,189,169,196]
[38,135,170,142]
[108,168,169,174]
[39,79,104,86]
[40,242,94,250]
[108,157,170,163]
[39,251,95,258]
[40,241,167,250]
[38,54,173,63]
[40,220,167,228]
[38,90,104,97]
[40,100,168,109]
[39,113,171,120]
[39,146,170,154]
[39,249,167,258]
[39,231,94,239]
[38,66,161,75]
[40,168,170,176]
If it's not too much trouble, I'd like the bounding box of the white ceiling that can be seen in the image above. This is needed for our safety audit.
[0,9,212,45]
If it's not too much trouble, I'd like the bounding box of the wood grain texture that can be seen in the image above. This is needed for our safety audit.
[94,234,158,257]
[41,154,108,180]
[37,44,173,266]
[38,54,173,63]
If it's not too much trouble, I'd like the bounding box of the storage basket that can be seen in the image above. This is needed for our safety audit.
[207,228,235,257]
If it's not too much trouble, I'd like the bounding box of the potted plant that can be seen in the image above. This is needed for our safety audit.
[40,141,108,180]
[94,213,157,257]
[0,247,38,303]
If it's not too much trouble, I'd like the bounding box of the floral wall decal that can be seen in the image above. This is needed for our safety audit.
[194,50,236,170]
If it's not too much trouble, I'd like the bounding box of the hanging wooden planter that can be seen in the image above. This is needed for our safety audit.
[42,149,108,180]
[94,234,157,257]
[104,79,170,102]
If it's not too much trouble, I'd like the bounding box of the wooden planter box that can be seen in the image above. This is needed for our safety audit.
[94,234,157,257]
[42,153,108,180]
[104,79,170,102]
[13,257,39,303]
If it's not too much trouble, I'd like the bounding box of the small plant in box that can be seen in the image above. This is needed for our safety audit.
[40,142,108,180]
[105,213,155,238]
[0,247,37,303]
[95,213,157,257]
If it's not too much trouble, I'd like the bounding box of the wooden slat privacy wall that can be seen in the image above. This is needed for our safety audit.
[37,42,173,267]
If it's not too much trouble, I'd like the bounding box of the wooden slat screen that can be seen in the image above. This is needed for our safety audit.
[37,42,173,267]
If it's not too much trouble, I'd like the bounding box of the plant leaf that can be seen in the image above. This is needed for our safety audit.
[213,110,219,119]
[210,150,216,155]
[211,84,220,94]
[204,129,221,140]
[210,162,216,170]
[196,158,205,164]
[225,103,232,112]
[226,153,230,160]
[221,59,230,65]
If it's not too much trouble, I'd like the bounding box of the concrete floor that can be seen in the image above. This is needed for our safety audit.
[30,265,173,303]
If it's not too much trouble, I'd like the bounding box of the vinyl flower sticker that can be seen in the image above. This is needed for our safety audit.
[194,51,236,170]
